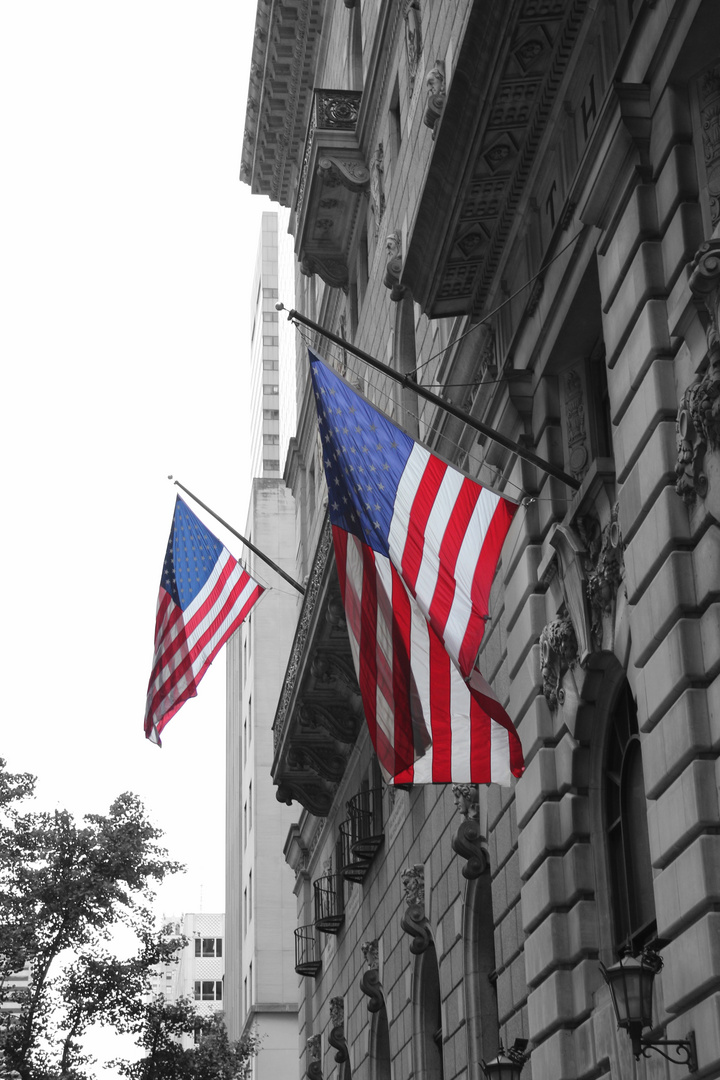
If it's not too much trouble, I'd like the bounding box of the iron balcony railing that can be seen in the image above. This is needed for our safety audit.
[313,873,345,934]
[340,787,384,883]
[294,925,322,977]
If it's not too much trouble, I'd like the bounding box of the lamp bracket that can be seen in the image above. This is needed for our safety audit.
[639,1031,697,1073]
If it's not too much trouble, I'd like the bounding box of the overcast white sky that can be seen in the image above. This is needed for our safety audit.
[1,0,271,973]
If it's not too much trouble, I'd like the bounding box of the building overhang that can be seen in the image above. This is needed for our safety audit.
[240,0,325,206]
[402,0,588,318]
[272,517,364,817]
[294,89,369,292]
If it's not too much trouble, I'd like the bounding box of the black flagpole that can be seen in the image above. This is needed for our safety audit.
[169,477,306,595]
[279,304,581,492]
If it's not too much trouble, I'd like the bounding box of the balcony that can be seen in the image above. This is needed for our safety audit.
[294,926,322,977]
[294,88,369,292]
[313,873,345,935]
[340,788,384,883]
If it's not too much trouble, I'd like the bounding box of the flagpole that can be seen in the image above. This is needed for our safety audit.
[278,304,581,492]
[169,478,306,595]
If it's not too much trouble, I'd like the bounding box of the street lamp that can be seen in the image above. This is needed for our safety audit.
[599,949,697,1072]
[480,1039,529,1080]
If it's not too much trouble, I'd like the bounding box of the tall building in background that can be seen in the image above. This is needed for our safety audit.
[248,211,296,480]
[225,210,300,1080]
[149,913,224,1050]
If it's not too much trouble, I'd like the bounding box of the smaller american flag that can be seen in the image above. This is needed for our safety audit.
[144,496,263,746]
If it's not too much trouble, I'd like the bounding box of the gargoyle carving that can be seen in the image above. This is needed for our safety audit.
[539,614,578,710]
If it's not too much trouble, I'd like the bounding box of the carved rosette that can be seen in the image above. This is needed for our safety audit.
[586,504,624,651]
[359,939,384,1012]
[403,0,422,93]
[307,1035,323,1080]
[329,997,349,1064]
[384,230,406,301]
[400,864,432,954]
[423,61,446,132]
[451,784,488,879]
[539,614,578,711]
[676,240,720,503]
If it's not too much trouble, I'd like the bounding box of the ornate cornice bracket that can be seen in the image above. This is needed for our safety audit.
[400,864,432,954]
[450,785,489,879]
[423,61,446,134]
[384,230,406,300]
[307,1035,323,1080]
[359,940,384,1012]
[539,614,578,711]
[329,997,349,1063]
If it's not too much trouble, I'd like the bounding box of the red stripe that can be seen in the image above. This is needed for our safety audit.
[388,563,419,777]
[427,477,481,638]
[471,678,524,778]
[401,455,446,593]
[469,687,492,781]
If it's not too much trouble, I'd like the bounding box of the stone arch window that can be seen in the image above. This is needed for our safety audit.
[463,874,499,1080]
[604,679,656,955]
[368,1002,391,1080]
[412,942,444,1080]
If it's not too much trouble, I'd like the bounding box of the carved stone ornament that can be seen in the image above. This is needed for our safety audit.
[329,997,349,1064]
[697,66,720,228]
[451,785,488,879]
[370,143,385,236]
[300,253,349,293]
[676,240,720,506]
[307,1035,323,1080]
[403,0,422,93]
[400,864,432,954]
[586,504,624,652]
[423,60,446,133]
[317,155,370,193]
[539,614,578,711]
[359,939,384,1012]
[384,230,406,301]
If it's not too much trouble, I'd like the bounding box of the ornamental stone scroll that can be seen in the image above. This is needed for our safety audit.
[450,784,489,879]
[329,997,350,1064]
[307,1035,323,1080]
[359,939,383,1012]
[400,864,432,954]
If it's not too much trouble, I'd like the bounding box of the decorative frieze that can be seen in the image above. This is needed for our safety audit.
[424,61,446,133]
[676,240,720,506]
[329,997,349,1063]
[451,784,489,879]
[400,864,432,954]
[402,0,422,93]
[359,940,383,1012]
[539,614,578,710]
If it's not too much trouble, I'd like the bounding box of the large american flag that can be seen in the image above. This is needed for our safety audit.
[144,496,263,746]
[310,350,524,784]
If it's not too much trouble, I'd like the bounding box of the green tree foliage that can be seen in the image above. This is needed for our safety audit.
[0,759,183,1079]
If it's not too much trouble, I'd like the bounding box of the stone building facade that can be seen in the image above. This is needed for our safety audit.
[241,1,720,1078]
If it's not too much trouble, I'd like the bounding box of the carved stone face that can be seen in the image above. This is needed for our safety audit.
[426,66,445,96]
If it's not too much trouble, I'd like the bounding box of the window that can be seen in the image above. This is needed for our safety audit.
[263,384,279,395]
[348,3,363,90]
[248,869,253,923]
[195,980,223,1001]
[605,680,656,954]
[263,408,280,419]
[263,458,280,471]
[263,358,279,370]
[263,310,278,321]
[195,937,222,958]
[262,335,279,347]
[412,943,444,1080]
[263,287,278,298]
[388,78,401,170]
[263,433,280,444]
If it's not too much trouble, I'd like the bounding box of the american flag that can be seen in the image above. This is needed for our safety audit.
[144,496,263,746]
[310,349,524,784]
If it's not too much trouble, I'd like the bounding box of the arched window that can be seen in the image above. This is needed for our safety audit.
[368,1003,391,1080]
[412,943,444,1080]
[463,873,499,1080]
[605,680,656,954]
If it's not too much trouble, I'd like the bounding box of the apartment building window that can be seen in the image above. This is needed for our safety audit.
[263,287,278,298]
[263,408,280,419]
[194,981,223,1001]
[263,459,280,471]
[263,433,280,444]
[248,869,253,923]
[194,937,222,958]
[263,335,279,347]
[263,384,279,395]
[263,358,279,370]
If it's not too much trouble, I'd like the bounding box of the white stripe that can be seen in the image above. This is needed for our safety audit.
[388,442,430,565]
[407,587,434,783]
[490,721,511,785]
[412,464,463,622]
[449,662,472,781]
[373,553,402,768]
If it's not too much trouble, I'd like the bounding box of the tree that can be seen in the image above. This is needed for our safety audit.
[0,759,183,1080]
[112,1002,260,1080]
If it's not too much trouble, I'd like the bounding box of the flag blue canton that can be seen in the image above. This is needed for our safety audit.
[160,498,224,611]
[310,350,414,556]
